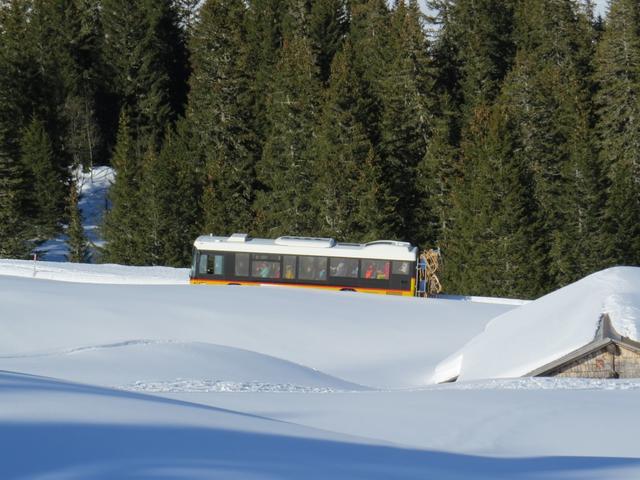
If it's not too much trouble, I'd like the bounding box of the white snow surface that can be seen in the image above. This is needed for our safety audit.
[2,262,640,478]
[0,269,507,388]
[0,258,188,284]
[435,267,640,383]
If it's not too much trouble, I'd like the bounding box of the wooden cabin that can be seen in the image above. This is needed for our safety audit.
[528,314,640,379]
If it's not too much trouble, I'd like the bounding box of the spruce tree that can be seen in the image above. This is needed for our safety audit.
[20,118,65,239]
[101,111,144,264]
[254,35,321,236]
[352,147,400,242]
[594,0,640,266]
[245,0,288,143]
[415,93,459,249]
[156,119,201,266]
[492,0,600,291]
[0,2,31,257]
[188,0,257,236]
[53,0,106,169]
[102,0,189,146]
[377,1,434,240]
[0,127,30,258]
[446,105,540,298]
[67,176,89,263]
[347,0,390,146]
[309,0,348,84]
[428,0,516,114]
[311,42,398,241]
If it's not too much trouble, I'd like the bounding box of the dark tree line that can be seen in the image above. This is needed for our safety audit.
[0,0,638,299]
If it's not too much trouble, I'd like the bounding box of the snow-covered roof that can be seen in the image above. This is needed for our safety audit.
[193,234,418,262]
[434,267,640,383]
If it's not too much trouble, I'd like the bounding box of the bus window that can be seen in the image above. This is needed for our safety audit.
[207,254,224,275]
[299,256,327,281]
[361,259,390,280]
[199,254,208,275]
[392,261,410,275]
[190,249,197,278]
[329,258,359,278]
[283,255,296,279]
[251,254,281,279]
[235,253,249,276]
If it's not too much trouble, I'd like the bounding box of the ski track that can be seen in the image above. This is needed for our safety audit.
[117,379,359,394]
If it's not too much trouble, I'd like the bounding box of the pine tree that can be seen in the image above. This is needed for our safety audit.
[254,35,321,236]
[137,143,165,265]
[415,93,458,249]
[491,0,600,291]
[428,0,516,114]
[311,42,397,241]
[156,119,201,266]
[102,0,189,146]
[0,2,31,257]
[446,105,540,298]
[20,118,65,239]
[352,147,400,242]
[67,176,89,263]
[594,0,640,266]
[377,0,434,240]
[245,0,288,143]
[347,0,390,146]
[101,111,144,264]
[53,0,106,169]
[188,0,257,236]
[309,0,348,84]
[0,126,30,258]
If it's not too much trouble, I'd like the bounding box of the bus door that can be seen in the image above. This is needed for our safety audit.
[389,260,414,292]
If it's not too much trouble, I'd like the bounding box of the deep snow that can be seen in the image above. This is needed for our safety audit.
[435,267,640,382]
[0,270,509,388]
[1,262,640,479]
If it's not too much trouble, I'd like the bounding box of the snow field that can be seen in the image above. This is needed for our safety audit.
[2,262,640,478]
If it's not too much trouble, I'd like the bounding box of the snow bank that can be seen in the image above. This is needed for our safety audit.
[0,258,188,284]
[434,267,640,382]
[0,340,365,392]
[0,273,512,388]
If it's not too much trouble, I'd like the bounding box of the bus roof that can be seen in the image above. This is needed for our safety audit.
[193,234,418,262]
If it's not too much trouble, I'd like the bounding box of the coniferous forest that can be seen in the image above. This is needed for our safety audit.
[0,0,639,299]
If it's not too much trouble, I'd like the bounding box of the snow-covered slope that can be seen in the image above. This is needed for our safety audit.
[0,273,509,389]
[435,267,640,382]
[3,263,640,479]
[0,341,366,392]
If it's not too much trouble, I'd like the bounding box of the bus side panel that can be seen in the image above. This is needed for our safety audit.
[189,278,414,296]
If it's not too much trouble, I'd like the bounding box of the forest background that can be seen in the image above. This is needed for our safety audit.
[0,0,638,299]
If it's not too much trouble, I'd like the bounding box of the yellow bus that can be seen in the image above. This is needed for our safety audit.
[190,233,419,296]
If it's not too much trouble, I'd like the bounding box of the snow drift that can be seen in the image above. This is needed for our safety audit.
[434,267,640,382]
[3,263,640,478]
[0,266,512,389]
